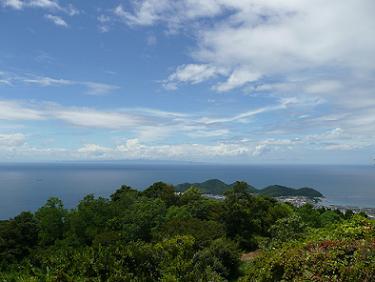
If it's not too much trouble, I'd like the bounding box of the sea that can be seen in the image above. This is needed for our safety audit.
[0,163,374,219]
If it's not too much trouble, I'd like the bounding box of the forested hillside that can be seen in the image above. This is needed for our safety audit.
[175,179,323,197]
[0,181,373,281]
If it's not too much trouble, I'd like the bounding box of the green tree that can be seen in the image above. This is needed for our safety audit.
[296,204,322,227]
[155,218,225,247]
[165,205,192,221]
[0,212,39,266]
[143,182,177,206]
[269,214,306,246]
[319,210,342,226]
[118,198,166,242]
[179,186,202,204]
[194,238,240,280]
[66,194,114,245]
[110,184,139,202]
[35,197,66,246]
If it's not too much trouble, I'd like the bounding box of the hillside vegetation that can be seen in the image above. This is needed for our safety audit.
[0,181,371,281]
[176,179,323,197]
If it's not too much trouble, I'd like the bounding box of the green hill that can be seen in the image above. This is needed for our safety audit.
[175,179,323,198]
[259,185,323,197]
[175,179,257,195]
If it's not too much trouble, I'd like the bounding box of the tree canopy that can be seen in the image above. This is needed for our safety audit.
[0,181,372,281]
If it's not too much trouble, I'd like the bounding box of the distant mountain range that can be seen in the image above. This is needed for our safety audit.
[175,179,323,198]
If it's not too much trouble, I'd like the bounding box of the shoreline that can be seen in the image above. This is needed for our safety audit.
[275,196,375,219]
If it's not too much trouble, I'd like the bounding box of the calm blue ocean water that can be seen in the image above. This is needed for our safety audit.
[0,163,374,219]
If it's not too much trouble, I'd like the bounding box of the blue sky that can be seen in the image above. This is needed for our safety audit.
[0,0,374,164]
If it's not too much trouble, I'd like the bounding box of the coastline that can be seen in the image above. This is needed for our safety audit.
[274,196,375,219]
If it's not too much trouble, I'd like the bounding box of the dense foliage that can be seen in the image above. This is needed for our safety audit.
[240,215,375,281]
[0,181,372,281]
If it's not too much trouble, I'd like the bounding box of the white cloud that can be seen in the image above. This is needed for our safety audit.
[186,128,229,138]
[44,14,68,27]
[77,144,112,157]
[252,144,269,156]
[306,128,344,142]
[198,98,296,124]
[1,0,78,14]
[116,0,375,96]
[2,133,368,161]
[214,68,261,92]
[323,144,361,151]
[98,14,110,23]
[5,72,119,95]
[73,139,255,160]
[114,3,165,26]
[196,1,374,70]
[0,99,189,130]
[0,99,145,129]
[98,25,110,33]
[83,82,120,95]
[114,0,223,28]
[29,0,59,9]
[65,3,79,16]
[97,14,111,32]
[0,133,26,147]
[115,138,250,160]
[252,138,300,156]
[199,107,268,125]
[135,126,175,142]
[0,79,12,86]
[0,97,291,134]
[163,64,226,90]
[0,71,13,85]
[0,97,372,161]
[1,0,23,9]
[53,109,145,129]
[23,76,72,86]
[304,80,342,94]
[0,100,44,120]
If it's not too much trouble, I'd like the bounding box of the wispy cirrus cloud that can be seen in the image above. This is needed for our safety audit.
[1,0,79,29]
[0,100,45,120]
[22,76,72,86]
[1,71,119,95]
[0,0,78,14]
[83,82,120,95]
[44,14,68,27]
[53,108,146,129]
[0,97,372,162]
[0,133,26,147]
[97,14,111,33]
[0,96,292,132]
[163,64,227,90]
[113,1,223,28]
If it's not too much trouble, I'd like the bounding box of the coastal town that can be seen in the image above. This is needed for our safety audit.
[203,193,375,219]
[275,196,375,219]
